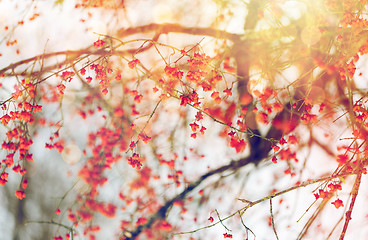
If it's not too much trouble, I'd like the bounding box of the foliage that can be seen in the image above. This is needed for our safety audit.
[1,0,368,239]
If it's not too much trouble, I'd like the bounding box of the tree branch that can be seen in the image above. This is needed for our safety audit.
[339,167,363,240]
[117,23,241,42]
[124,154,262,239]
[269,198,280,240]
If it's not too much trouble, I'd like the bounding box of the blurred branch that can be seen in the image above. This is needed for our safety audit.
[25,220,75,240]
[234,0,273,161]
[117,23,241,42]
[124,154,262,239]
[0,32,160,77]
[0,49,94,76]
[311,135,335,157]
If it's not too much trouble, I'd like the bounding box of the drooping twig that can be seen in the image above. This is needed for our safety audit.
[25,220,75,240]
[238,211,256,240]
[269,198,279,240]
[338,167,363,240]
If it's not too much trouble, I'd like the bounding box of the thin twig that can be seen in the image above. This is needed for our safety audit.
[338,167,363,240]
[326,214,344,240]
[25,220,75,239]
[175,172,356,236]
[269,198,279,240]
[238,211,256,240]
[215,209,231,232]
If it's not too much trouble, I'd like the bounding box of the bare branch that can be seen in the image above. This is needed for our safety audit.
[124,153,263,239]
[269,198,279,240]
[117,23,241,42]
[339,167,363,240]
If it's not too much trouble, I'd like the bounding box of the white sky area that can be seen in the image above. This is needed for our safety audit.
[0,0,368,240]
